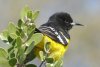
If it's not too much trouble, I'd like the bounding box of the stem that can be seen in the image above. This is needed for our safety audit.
[39,42,51,67]
[39,60,45,67]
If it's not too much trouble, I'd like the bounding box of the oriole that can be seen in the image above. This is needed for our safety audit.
[24,12,83,63]
[34,12,83,61]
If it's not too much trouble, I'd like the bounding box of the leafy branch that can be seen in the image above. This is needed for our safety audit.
[0,6,63,67]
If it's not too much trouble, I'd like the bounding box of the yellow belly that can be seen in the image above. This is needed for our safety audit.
[34,35,69,61]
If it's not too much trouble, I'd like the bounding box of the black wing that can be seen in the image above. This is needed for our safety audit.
[36,25,70,46]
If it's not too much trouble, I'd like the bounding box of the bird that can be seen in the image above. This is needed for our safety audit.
[24,12,83,63]
[33,12,83,61]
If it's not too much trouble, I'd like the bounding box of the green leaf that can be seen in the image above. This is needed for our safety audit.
[46,58,54,63]
[16,38,25,59]
[39,51,45,61]
[0,48,8,58]
[27,24,35,36]
[9,58,17,66]
[10,52,15,58]
[32,11,39,21]
[0,58,11,67]
[54,59,63,67]
[17,46,25,58]
[21,24,28,34]
[24,33,43,60]
[7,22,18,39]
[7,46,15,59]
[26,33,43,46]
[18,53,26,64]
[20,6,30,20]
[27,11,33,19]
[46,59,63,67]
[8,46,14,53]
[9,33,18,39]
[0,60,11,67]
[24,50,36,64]
[26,64,37,67]
[25,42,34,55]
[20,30,26,38]
[20,6,39,21]
[16,37,22,48]
[0,30,9,41]
[18,19,23,28]
[44,42,51,53]
[8,36,13,43]
[8,22,16,34]
[46,63,54,67]
[0,48,11,67]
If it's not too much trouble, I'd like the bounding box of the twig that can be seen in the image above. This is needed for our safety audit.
[39,60,45,67]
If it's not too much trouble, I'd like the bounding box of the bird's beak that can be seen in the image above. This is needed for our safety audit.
[71,22,84,26]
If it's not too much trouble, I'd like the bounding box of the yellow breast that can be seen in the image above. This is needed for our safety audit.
[34,35,69,61]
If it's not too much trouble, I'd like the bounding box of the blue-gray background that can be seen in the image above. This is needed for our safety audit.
[0,0,100,67]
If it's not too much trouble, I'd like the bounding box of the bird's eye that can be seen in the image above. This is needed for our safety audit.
[65,20,69,24]
[66,22,68,23]
[64,20,67,23]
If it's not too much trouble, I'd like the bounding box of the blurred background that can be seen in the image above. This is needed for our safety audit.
[0,0,100,67]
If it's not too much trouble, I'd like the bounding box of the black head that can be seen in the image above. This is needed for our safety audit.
[48,12,83,31]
